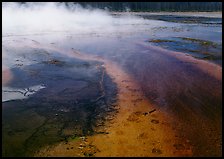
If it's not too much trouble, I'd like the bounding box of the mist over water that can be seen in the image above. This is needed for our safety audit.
[3,2,150,36]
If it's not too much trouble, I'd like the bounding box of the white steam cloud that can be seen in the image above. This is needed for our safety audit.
[2,2,147,36]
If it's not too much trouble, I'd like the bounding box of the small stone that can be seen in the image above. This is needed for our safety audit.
[151,119,159,124]
[152,148,162,154]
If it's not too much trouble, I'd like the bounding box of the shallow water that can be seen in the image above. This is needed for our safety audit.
[2,13,222,157]
[148,37,222,65]
[2,45,118,156]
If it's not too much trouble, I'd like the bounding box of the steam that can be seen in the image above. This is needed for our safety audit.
[2,2,147,36]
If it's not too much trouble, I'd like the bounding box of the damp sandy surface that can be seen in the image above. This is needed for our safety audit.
[35,51,192,157]
[122,43,222,156]
[85,60,193,157]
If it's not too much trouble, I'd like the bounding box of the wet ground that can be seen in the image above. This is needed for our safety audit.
[123,43,222,156]
[2,12,222,157]
[2,44,118,156]
[148,37,222,65]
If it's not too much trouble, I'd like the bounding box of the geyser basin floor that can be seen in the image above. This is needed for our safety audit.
[2,43,118,157]
[32,40,221,157]
[35,47,192,157]
[2,11,222,157]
